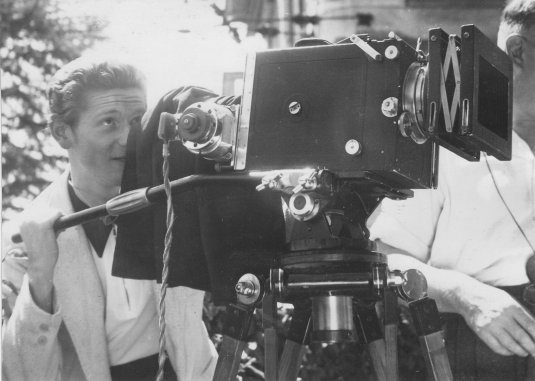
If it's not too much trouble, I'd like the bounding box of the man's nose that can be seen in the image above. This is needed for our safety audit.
[117,121,130,146]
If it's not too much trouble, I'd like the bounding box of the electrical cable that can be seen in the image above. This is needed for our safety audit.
[484,153,535,254]
[156,141,176,381]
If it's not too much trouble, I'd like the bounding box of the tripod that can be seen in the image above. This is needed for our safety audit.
[214,170,453,381]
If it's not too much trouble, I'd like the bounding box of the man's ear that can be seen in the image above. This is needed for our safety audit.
[50,121,74,149]
[505,34,524,67]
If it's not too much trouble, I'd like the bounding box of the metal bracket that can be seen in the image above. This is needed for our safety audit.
[350,34,383,61]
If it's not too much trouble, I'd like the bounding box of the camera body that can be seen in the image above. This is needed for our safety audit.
[164,24,508,194]
[140,24,513,309]
[236,33,437,190]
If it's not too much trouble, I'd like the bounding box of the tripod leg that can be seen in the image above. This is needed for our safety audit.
[354,303,386,381]
[262,293,279,381]
[409,297,453,381]
[383,288,399,381]
[528,358,535,381]
[214,303,255,381]
[278,302,311,381]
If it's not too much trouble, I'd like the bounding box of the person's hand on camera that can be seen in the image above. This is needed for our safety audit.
[458,283,535,358]
[18,206,62,313]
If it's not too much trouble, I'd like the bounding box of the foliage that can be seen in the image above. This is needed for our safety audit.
[1,0,106,219]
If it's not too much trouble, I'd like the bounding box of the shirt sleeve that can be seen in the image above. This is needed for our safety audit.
[368,184,446,263]
[2,271,63,381]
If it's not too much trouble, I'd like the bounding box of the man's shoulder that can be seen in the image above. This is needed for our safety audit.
[26,171,69,212]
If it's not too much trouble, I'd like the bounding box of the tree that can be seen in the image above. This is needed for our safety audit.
[1,0,106,220]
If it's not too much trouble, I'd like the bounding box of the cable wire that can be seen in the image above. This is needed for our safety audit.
[156,141,176,381]
[484,153,535,254]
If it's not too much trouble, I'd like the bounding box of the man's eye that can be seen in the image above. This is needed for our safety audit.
[102,117,116,127]
[131,116,142,126]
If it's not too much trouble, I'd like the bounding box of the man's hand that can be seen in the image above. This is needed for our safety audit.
[460,284,535,357]
[18,206,62,313]
[384,253,535,358]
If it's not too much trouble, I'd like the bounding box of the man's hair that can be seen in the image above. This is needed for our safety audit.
[498,0,535,50]
[47,55,146,129]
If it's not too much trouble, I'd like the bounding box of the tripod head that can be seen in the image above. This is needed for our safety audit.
[232,168,427,343]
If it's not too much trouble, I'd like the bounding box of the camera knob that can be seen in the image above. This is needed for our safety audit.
[397,269,428,301]
[235,273,262,305]
[181,113,199,131]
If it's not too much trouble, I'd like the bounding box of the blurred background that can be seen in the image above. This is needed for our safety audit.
[1,0,505,379]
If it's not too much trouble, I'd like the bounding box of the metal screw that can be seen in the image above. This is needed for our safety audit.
[235,281,255,296]
[345,139,362,155]
[463,31,470,38]
[381,97,398,117]
[289,101,302,115]
[430,35,437,42]
[385,45,400,60]
[235,274,262,305]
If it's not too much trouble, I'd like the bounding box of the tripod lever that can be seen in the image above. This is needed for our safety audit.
[214,303,256,381]
[354,303,387,381]
[278,302,311,381]
[383,288,399,381]
[262,293,279,381]
[409,297,453,381]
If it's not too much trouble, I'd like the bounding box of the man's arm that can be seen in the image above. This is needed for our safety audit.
[19,207,61,312]
[2,206,64,380]
[381,245,535,358]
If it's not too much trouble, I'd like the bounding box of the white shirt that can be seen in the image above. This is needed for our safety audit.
[369,131,535,286]
[90,227,160,366]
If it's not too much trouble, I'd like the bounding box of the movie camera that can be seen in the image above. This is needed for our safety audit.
[11,24,511,381]
[154,24,512,381]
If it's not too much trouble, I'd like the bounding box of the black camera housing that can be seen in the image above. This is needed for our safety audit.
[234,25,512,191]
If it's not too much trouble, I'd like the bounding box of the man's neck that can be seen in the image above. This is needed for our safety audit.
[514,119,535,153]
[69,170,120,207]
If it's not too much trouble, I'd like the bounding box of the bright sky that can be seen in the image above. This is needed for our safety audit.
[64,0,266,105]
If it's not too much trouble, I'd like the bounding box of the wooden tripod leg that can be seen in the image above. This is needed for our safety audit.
[214,303,255,381]
[354,303,386,381]
[528,358,535,381]
[278,302,311,381]
[262,293,279,381]
[383,288,399,381]
[409,297,453,381]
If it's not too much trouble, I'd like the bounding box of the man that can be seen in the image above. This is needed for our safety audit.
[2,56,217,380]
[369,0,535,379]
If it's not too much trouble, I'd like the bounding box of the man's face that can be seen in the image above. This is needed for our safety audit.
[68,88,146,188]
[515,26,535,120]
